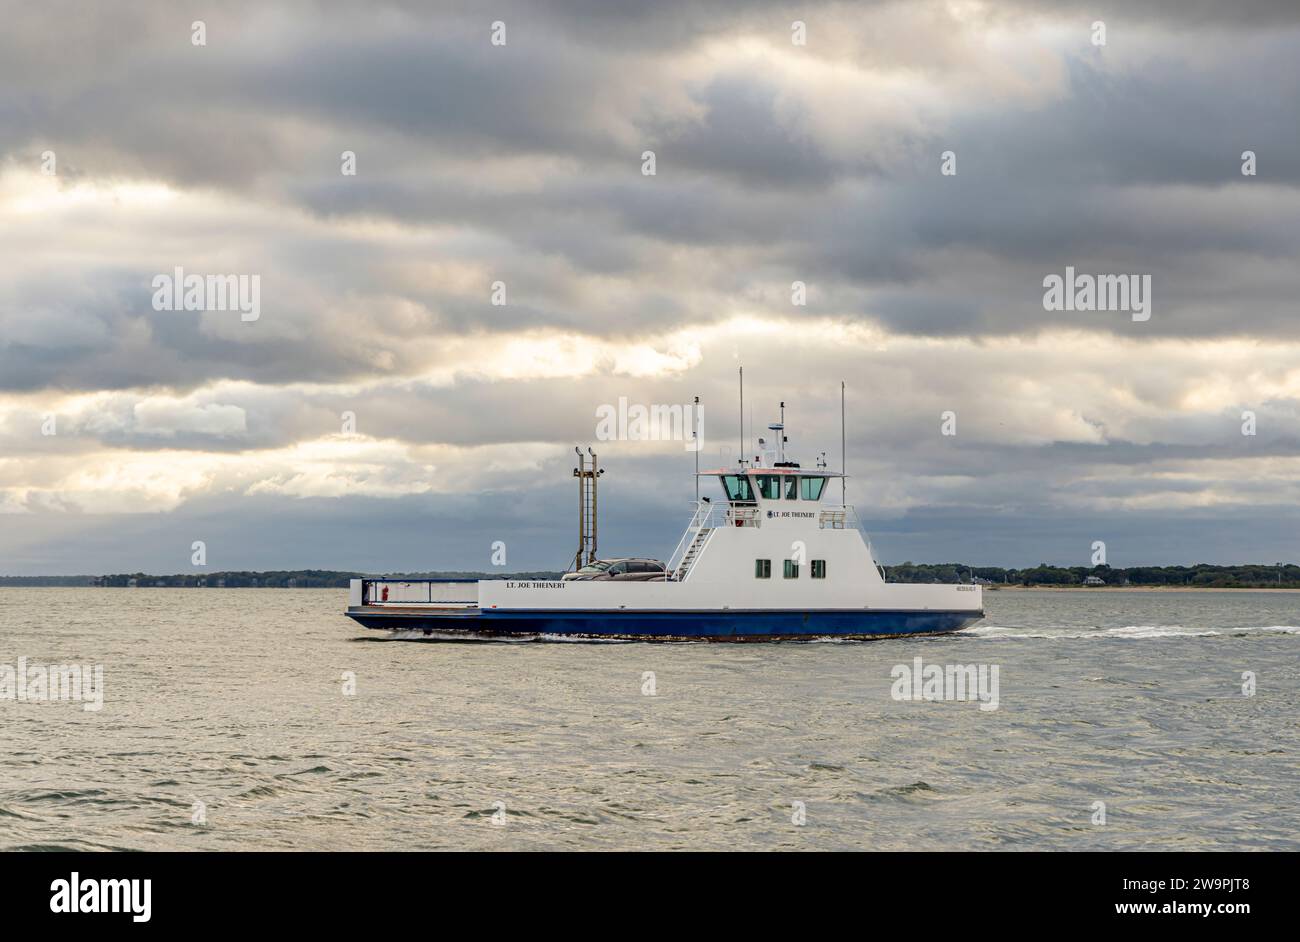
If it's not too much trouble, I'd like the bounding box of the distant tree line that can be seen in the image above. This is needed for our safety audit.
[881,562,1300,588]
[3,563,1298,588]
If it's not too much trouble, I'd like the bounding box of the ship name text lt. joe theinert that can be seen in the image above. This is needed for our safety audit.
[345,400,983,640]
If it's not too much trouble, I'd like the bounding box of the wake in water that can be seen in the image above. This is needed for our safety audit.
[964,624,1300,640]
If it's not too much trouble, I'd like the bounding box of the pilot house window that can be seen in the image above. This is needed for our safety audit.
[811,560,827,579]
[754,475,782,500]
[800,477,827,500]
[755,559,772,579]
[721,475,756,503]
[783,560,800,579]
[784,476,799,500]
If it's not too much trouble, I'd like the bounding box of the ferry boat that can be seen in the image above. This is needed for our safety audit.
[344,422,984,641]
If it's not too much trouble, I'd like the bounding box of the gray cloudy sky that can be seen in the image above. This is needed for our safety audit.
[2,0,1299,574]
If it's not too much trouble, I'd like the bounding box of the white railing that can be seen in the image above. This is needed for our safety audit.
[361,578,478,605]
[819,504,863,529]
[814,505,882,576]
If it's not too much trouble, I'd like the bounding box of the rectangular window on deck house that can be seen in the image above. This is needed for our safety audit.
[755,559,771,579]
[812,560,826,579]
[721,475,755,503]
[784,560,800,579]
[800,477,827,500]
[755,475,781,500]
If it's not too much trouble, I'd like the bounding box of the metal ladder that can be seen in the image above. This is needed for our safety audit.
[674,526,712,582]
[572,448,602,570]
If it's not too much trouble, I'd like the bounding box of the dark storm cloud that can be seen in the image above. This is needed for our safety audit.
[2,0,1296,392]
[639,76,849,188]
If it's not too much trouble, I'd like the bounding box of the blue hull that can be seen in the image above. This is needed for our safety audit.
[346,607,983,640]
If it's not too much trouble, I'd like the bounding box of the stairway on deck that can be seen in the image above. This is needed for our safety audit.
[674,527,712,581]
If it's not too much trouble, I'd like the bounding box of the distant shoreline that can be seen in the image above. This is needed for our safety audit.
[2,565,1298,591]
[986,585,1300,593]
[3,581,1299,593]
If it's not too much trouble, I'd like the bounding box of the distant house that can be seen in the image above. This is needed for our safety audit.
[1083,575,1105,586]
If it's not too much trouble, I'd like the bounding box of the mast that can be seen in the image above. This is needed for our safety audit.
[779,400,786,463]
[572,447,585,570]
[841,381,846,504]
[738,367,744,467]
[588,447,598,565]
[694,395,700,501]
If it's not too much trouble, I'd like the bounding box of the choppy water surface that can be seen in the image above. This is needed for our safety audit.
[2,588,1297,850]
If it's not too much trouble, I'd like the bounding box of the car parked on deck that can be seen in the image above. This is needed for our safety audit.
[562,558,669,581]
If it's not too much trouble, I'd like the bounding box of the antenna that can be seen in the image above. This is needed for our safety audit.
[841,381,846,504]
[573,447,585,571]
[738,367,744,468]
[589,447,601,565]
[693,395,700,501]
